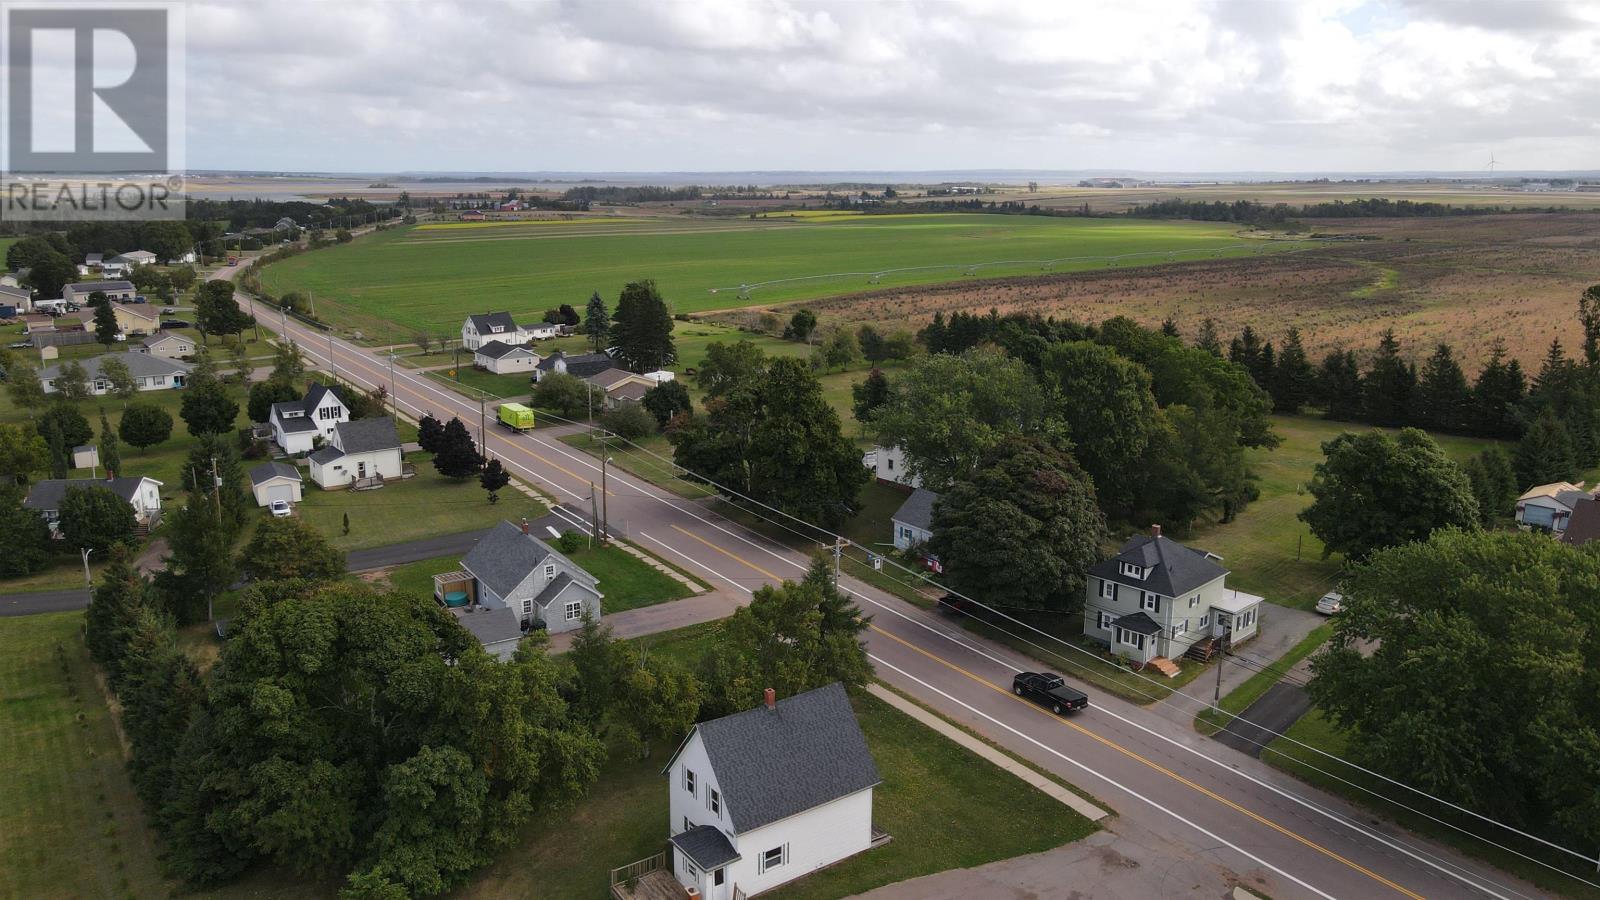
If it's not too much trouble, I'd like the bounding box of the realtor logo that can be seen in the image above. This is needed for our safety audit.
[1,2,185,220]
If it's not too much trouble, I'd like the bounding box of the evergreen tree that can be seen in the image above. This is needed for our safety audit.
[1194,318,1222,357]
[1361,329,1416,427]
[84,544,151,687]
[1269,327,1315,414]
[1228,325,1271,389]
[97,409,122,476]
[0,484,53,576]
[1463,448,1517,525]
[118,609,203,814]
[1317,350,1364,421]
[92,293,121,346]
[432,417,484,479]
[610,279,676,372]
[479,458,510,503]
[1416,343,1473,432]
[42,414,68,478]
[181,433,250,528]
[584,291,610,352]
[58,485,138,552]
[1160,317,1181,338]
[1471,339,1527,439]
[1514,411,1579,487]
[1580,284,1600,367]
[1527,340,1600,468]
[416,413,445,454]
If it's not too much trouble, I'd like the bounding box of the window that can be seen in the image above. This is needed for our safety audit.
[1097,611,1114,631]
[1174,619,1186,635]
[564,600,583,621]
[522,598,532,616]
[684,769,696,795]
[544,564,555,579]
[760,845,787,873]
[319,406,339,420]
[683,858,698,879]
[491,325,504,333]
[1116,628,1146,651]
[1199,613,1210,627]
[708,788,720,817]
[1119,562,1143,578]
[1188,595,1199,608]
[1099,579,1114,601]
[886,457,894,471]
[714,869,726,886]
[1141,592,1160,614]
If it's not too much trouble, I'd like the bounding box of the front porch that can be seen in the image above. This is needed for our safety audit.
[610,852,678,900]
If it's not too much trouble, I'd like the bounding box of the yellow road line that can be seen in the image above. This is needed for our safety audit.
[670,524,785,581]
[868,624,1425,900]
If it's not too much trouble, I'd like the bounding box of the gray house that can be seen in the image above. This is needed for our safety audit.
[1084,526,1260,666]
[436,519,603,635]
[533,350,616,382]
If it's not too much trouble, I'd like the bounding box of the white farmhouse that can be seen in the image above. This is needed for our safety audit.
[890,487,938,552]
[460,312,527,350]
[662,683,883,900]
[473,340,541,374]
[24,476,164,534]
[865,444,919,488]
[268,382,348,455]
[308,417,405,489]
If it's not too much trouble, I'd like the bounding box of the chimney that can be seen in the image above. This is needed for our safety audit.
[1151,524,1162,539]
[764,687,776,711]
[520,517,530,535]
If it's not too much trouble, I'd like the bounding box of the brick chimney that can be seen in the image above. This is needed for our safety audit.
[1151,524,1162,539]
[520,517,530,535]
[764,687,775,710]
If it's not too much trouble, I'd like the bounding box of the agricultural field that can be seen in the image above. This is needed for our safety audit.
[777,212,1600,370]
[257,214,1299,343]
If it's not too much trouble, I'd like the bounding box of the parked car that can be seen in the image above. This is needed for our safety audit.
[269,499,292,518]
[132,295,147,304]
[1012,671,1089,715]
[1315,591,1344,615]
[159,319,191,329]
[8,340,31,350]
[161,306,177,314]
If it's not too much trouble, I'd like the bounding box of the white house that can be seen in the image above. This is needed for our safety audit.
[1084,526,1260,667]
[139,332,194,359]
[248,461,303,507]
[39,352,191,395]
[866,445,920,488]
[473,340,541,374]
[460,312,527,350]
[663,683,882,900]
[532,350,615,382]
[524,322,560,341]
[0,284,32,312]
[308,417,405,489]
[1516,481,1593,534]
[269,382,348,455]
[109,250,157,267]
[890,487,938,553]
[24,476,164,533]
[437,519,603,634]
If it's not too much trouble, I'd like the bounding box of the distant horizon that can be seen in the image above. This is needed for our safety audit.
[178,167,1600,183]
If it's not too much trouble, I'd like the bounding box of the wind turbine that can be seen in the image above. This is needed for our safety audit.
[1486,152,1499,174]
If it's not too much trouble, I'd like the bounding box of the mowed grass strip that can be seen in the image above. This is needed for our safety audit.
[0,612,170,899]
[259,215,1278,340]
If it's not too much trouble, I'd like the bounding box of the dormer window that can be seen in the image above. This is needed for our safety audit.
[1119,562,1144,579]
[490,325,504,333]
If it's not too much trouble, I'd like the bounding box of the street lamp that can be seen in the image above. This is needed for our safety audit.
[79,547,94,600]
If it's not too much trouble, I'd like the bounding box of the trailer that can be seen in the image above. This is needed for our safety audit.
[497,402,536,432]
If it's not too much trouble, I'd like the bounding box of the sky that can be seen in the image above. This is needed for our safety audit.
[184,0,1600,174]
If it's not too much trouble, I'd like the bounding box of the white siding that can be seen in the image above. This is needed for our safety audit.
[871,445,920,488]
[723,790,874,896]
[668,733,730,847]
[891,519,932,552]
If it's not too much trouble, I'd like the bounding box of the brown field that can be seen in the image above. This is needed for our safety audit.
[713,213,1600,369]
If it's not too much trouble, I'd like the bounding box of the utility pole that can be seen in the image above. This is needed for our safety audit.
[479,393,487,455]
[601,454,611,543]
[328,330,336,380]
[589,484,601,545]
[833,536,844,582]
[249,290,262,343]
[387,354,397,418]
[209,456,222,622]
[1214,648,1225,703]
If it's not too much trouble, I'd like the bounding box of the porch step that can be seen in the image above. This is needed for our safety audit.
[1185,636,1223,663]
[1147,656,1181,679]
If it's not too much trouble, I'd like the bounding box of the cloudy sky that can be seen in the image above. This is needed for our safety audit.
[185,0,1600,174]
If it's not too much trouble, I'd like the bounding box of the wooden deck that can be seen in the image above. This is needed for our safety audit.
[611,869,682,900]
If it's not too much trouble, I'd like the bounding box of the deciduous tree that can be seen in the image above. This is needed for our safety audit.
[238,516,346,582]
[598,403,655,440]
[431,417,484,479]
[0,422,48,483]
[118,402,172,453]
[99,355,137,400]
[58,484,138,552]
[0,484,53,576]
[695,340,766,396]
[247,379,300,423]
[478,458,510,503]
[641,379,691,427]
[530,371,591,418]
[1299,428,1478,560]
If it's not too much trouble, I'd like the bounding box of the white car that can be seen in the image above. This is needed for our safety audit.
[268,499,292,518]
[1315,591,1344,615]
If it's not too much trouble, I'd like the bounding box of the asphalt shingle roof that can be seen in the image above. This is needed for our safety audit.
[272,410,318,434]
[249,462,301,487]
[669,826,741,870]
[1561,497,1600,547]
[1113,611,1163,636]
[25,476,153,510]
[454,606,523,648]
[475,340,530,360]
[891,487,939,532]
[687,682,880,833]
[64,280,134,296]
[538,351,614,378]
[308,445,343,465]
[460,520,595,599]
[1088,533,1229,598]
[38,352,191,383]
[467,312,518,335]
[334,417,400,454]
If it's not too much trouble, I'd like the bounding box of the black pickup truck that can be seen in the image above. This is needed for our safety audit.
[1012,671,1089,715]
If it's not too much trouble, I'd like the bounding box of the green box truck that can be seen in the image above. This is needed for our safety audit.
[497,402,536,433]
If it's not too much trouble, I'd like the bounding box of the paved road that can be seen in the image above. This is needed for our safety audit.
[0,588,88,617]
[214,262,1554,900]
[1215,682,1316,758]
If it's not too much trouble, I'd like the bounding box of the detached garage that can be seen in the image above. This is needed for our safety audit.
[250,461,303,507]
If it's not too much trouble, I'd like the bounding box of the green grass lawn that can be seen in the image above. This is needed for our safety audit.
[1183,414,1505,609]
[1264,711,1600,900]
[258,215,1286,342]
[379,543,690,615]
[466,689,1096,900]
[0,612,171,899]
[293,455,547,551]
